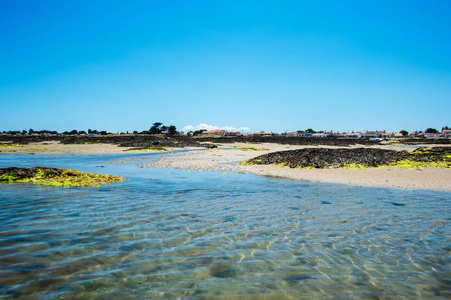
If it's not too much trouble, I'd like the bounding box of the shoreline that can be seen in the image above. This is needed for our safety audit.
[0,141,135,155]
[1,141,450,192]
[142,143,451,192]
[244,165,451,192]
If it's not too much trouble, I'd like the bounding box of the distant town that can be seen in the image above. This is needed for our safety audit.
[201,128,451,139]
[1,122,450,139]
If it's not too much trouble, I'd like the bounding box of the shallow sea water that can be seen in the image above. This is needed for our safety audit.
[0,153,450,299]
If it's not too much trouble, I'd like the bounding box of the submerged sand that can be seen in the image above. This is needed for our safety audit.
[2,141,450,192]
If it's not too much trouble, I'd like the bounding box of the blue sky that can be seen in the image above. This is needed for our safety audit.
[1,0,450,133]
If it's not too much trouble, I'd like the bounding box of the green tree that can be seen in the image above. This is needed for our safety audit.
[305,128,316,133]
[399,130,408,136]
[425,128,438,134]
[168,125,177,136]
[149,122,163,134]
[193,129,206,136]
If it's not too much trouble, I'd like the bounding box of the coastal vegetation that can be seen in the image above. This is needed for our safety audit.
[1,121,177,137]
[139,122,177,135]
[0,143,24,148]
[231,146,270,151]
[127,147,169,152]
[0,167,124,187]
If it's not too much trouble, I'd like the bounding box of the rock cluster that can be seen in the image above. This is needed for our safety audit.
[246,147,451,169]
[0,167,62,179]
[0,167,124,187]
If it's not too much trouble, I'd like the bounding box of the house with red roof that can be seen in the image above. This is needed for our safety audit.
[425,133,441,138]
[381,132,394,139]
[442,129,451,137]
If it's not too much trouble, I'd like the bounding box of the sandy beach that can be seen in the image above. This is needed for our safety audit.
[0,141,133,155]
[142,142,451,192]
[2,141,450,192]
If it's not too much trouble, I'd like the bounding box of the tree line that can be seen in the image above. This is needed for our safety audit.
[1,122,177,136]
[135,122,177,135]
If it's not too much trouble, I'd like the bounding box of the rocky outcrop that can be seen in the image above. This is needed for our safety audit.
[0,167,124,187]
[244,147,451,169]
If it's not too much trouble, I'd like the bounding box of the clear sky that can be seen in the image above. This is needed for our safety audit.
[1,0,450,133]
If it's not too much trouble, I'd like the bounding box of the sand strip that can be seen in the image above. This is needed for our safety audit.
[0,141,134,155]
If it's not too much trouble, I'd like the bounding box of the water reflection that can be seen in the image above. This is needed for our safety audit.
[0,154,450,298]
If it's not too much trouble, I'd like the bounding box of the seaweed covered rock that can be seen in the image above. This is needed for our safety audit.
[0,167,124,187]
[243,147,451,169]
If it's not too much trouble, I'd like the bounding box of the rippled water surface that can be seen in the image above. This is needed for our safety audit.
[0,153,450,299]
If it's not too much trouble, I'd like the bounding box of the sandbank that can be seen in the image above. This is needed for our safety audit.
[0,141,134,155]
[142,142,451,192]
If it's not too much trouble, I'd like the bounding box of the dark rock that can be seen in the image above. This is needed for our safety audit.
[0,167,63,180]
[202,144,218,149]
[209,263,237,278]
[246,147,451,168]
[285,273,313,283]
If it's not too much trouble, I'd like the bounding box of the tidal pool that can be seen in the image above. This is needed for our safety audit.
[0,153,450,299]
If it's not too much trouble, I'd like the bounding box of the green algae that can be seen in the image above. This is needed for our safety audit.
[0,174,17,182]
[341,163,368,170]
[128,147,169,152]
[203,148,228,151]
[237,159,258,166]
[275,162,289,167]
[296,166,314,169]
[0,143,24,148]
[231,146,270,151]
[380,160,451,169]
[0,167,124,188]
